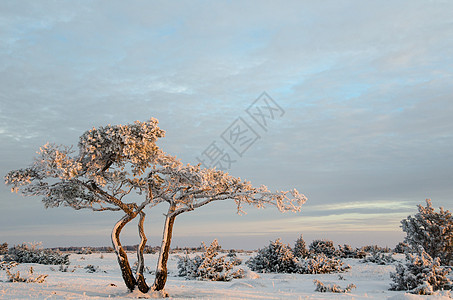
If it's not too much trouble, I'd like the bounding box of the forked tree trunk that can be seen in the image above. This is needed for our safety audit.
[112,214,137,291]
[136,211,149,293]
[152,206,176,291]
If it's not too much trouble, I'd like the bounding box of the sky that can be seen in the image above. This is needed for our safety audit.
[1,0,452,250]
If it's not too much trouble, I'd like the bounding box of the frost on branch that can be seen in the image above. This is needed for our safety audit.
[150,164,307,218]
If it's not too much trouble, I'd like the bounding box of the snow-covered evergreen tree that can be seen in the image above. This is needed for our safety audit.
[3,243,69,265]
[297,253,349,274]
[394,242,410,254]
[309,239,337,258]
[338,244,366,259]
[0,243,8,255]
[177,240,244,281]
[226,250,242,266]
[293,235,308,258]
[401,199,453,266]
[390,248,451,295]
[362,251,395,265]
[247,239,298,273]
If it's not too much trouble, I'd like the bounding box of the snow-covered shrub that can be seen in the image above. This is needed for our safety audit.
[390,248,452,295]
[0,243,8,255]
[227,251,242,266]
[361,245,391,254]
[394,242,410,254]
[309,240,337,258]
[3,243,69,265]
[401,199,453,266]
[293,235,308,258]
[84,265,100,273]
[313,279,356,293]
[338,244,366,259]
[362,251,396,265]
[177,253,201,278]
[297,253,349,274]
[0,261,48,283]
[178,239,244,281]
[247,239,297,273]
[50,264,76,273]
[77,247,93,255]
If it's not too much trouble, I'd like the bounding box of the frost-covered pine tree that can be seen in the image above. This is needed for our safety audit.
[177,240,243,281]
[394,242,410,254]
[247,239,298,273]
[401,199,452,266]
[338,244,366,259]
[309,239,337,258]
[5,118,307,294]
[293,234,308,258]
[390,248,452,294]
[3,243,69,265]
[0,242,8,255]
[297,253,348,274]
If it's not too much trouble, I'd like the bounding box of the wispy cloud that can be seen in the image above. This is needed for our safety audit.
[1,0,452,248]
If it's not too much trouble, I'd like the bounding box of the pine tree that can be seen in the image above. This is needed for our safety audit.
[294,235,308,258]
[390,248,451,294]
[309,239,337,258]
[0,242,8,255]
[401,199,453,265]
[247,239,297,273]
[177,239,244,281]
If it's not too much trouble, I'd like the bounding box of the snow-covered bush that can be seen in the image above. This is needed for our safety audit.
[2,243,69,265]
[85,265,100,273]
[394,242,410,254]
[227,250,242,266]
[0,243,8,255]
[361,245,391,254]
[313,279,356,293]
[298,253,349,274]
[77,247,93,255]
[401,199,453,266]
[390,248,452,295]
[293,235,308,258]
[50,264,76,273]
[178,240,244,281]
[338,244,366,259]
[0,261,48,283]
[309,239,337,258]
[362,251,396,265]
[247,239,297,273]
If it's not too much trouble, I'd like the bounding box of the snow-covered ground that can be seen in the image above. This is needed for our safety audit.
[0,252,451,299]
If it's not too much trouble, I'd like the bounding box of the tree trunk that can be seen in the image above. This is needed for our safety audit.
[112,214,137,292]
[136,211,149,293]
[152,206,176,291]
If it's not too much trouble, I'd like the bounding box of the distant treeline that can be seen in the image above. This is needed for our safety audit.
[49,245,252,254]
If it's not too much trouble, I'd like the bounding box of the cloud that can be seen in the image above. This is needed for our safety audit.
[1,0,452,248]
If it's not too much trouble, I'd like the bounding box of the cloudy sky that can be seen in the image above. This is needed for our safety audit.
[1,1,452,250]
